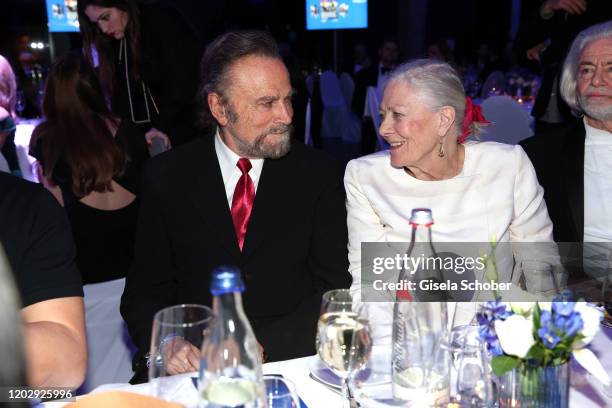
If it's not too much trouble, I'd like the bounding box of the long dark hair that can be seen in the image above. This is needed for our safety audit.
[78,0,142,94]
[30,53,127,197]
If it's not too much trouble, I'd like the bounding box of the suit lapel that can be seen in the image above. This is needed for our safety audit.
[562,124,585,242]
[241,154,292,261]
[191,136,241,259]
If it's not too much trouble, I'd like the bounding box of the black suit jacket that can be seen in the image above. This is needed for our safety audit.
[121,135,351,382]
[521,122,585,243]
[352,65,379,118]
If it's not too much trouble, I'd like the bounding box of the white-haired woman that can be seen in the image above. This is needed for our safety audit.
[345,59,558,330]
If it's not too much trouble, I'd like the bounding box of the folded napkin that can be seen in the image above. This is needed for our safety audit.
[65,391,184,408]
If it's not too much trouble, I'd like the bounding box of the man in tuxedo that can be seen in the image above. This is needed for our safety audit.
[352,39,399,154]
[121,30,350,382]
[522,21,612,280]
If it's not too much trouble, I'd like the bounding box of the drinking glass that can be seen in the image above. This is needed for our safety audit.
[451,325,494,407]
[317,289,373,408]
[263,376,300,408]
[149,304,214,400]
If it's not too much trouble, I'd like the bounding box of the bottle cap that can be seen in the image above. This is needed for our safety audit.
[210,265,245,295]
[409,208,434,227]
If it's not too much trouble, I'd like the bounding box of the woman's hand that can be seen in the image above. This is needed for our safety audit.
[145,128,172,150]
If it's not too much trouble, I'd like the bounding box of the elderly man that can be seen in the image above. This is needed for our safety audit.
[522,21,612,279]
[121,30,350,382]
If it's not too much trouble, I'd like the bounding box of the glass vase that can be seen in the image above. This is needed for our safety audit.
[497,362,570,408]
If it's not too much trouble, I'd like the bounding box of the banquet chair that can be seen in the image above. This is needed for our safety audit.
[319,70,360,143]
[480,70,506,99]
[79,278,135,393]
[480,95,533,145]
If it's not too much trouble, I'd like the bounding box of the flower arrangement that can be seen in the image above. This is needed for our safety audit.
[477,295,609,385]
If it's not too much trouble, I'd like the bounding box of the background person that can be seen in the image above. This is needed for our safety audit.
[30,53,150,285]
[78,0,202,146]
[0,54,20,176]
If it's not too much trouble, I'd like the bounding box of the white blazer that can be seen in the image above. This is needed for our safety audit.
[345,141,556,329]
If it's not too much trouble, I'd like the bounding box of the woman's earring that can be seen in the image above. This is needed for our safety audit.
[438,140,445,157]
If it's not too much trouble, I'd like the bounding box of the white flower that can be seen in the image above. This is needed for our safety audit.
[495,315,536,358]
[573,302,602,348]
[509,302,535,315]
[538,302,552,312]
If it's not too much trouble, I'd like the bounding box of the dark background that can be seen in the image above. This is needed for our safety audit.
[0,0,515,71]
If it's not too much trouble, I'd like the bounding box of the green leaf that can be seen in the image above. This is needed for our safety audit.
[492,355,521,376]
[533,303,542,331]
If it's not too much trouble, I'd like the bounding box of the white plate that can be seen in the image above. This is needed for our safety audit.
[309,346,392,389]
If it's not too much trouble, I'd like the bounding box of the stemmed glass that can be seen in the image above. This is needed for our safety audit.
[317,289,372,408]
[149,304,214,401]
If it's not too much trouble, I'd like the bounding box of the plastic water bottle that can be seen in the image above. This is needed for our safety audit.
[199,266,265,408]
[392,208,450,406]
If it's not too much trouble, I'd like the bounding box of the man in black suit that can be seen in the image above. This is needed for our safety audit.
[121,30,351,382]
[522,21,612,281]
[352,40,399,154]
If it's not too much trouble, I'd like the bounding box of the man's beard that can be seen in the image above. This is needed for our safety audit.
[231,124,293,159]
[579,90,612,122]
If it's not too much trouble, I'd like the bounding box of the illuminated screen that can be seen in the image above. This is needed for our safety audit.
[306,0,368,30]
[46,0,80,32]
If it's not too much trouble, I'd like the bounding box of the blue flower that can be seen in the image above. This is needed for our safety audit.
[538,311,561,348]
[552,300,576,317]
[477,301,512,356]
[553,311,584,338]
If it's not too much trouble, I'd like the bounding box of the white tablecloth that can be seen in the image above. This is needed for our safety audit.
[44,325,612,407]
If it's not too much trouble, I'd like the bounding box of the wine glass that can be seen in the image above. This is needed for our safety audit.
[263,376,300,408]
[149,304,214,400]
[317,289,372,408]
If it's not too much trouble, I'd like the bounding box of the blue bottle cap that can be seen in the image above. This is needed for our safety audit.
[409,208,434,227]
[210,265,245,295]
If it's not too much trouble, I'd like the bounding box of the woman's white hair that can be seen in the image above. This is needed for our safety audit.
[560,20,612,115]
[385,59,486,139]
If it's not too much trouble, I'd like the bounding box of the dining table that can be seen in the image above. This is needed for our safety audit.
[43,324,611,407]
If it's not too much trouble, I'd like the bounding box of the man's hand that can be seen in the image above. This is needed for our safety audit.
[542,0,587,16]
[162,337,201,375]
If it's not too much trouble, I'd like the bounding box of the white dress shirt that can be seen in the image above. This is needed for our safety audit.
[583,121,612,243]
[214,129,264,208]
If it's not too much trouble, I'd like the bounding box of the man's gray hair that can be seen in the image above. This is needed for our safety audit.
[560,21,612,115]
[386,59,485,138]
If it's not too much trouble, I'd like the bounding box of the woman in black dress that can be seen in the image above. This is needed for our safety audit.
[78,0,202,146]
[30,53,148,284]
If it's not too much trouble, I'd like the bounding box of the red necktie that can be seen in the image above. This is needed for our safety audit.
[231,158,254,251]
